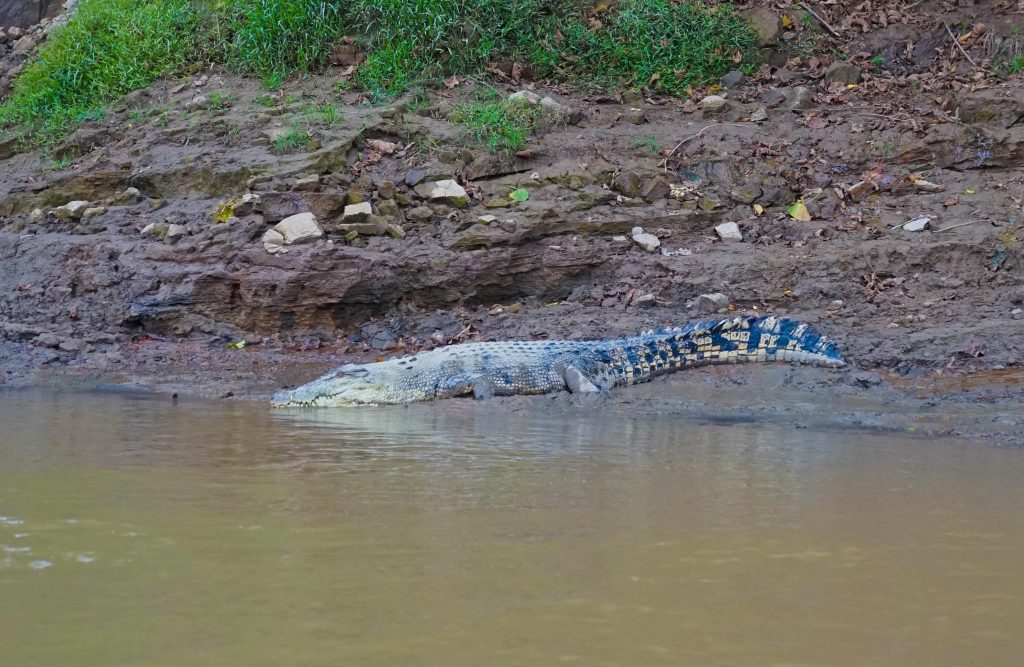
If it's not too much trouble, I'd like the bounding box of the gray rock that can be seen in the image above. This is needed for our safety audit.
[384,223,407,240]
[271,212,323,245]
[612,171,642,198]
[715,221,743,242]
[1012,308,1023,321]
[110,187,142,205]
[0,134,20,161]
[509,90,541,104]
[743,7,781,46]
[291,174,320,192]
[234,192,262,216]
[12,35,36,54]
[902,217,931,232]
[33,332,60,349]
[377,180,396,200]
[631,226,661,252]
[165,224,188,241]
[729,185,763,205]
[720,71,746,89]
[640,177,671,202]
[414,179,468,207]
[407,206,434,223]
[186,94,209,112]
[376,199,401,218]
[750,107,769,123]
[404,169,427,186]
[825,62,862,85]
[28,208,44,223]
[774,68,808,84]
[58,338,86,354]
[787,86,814,110]
[700,95,730,113]
[81,206,107,220]
[760,89,788,107]
[51,201,89,220]
[262,228,286,254]
[632,293,657,307]
[343,202,373,221]
[695,293,730,313]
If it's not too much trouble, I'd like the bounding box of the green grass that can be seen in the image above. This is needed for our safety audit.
[1,0,754,143]
[351,0,754,97]
[450,96,544,152]
[207,91,234,110]
[549,0,755,92]
[317,102,339,126]
[223,0,346,83]
[0,0,198,144]
[272,125,311,153]
[1006,55,1024,75]
[632,135,660,154]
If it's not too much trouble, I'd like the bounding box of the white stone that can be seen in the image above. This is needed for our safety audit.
[715,221,743,242]
[111,187,142,205]
[700,95,729,112]
[902,216,931,232]
[165,224,187,240]
[695,293,730,312]
[272,212,323,245]
[262,228,287,254]
[343,202,373,221]
[81,206,106,220]
[414,179,469,207]
[29,208,44,223]
[51,200,89,220]
[750,106,769,122]
[477,214,497,224]
[509,90,541,104]
[631,226,661,252]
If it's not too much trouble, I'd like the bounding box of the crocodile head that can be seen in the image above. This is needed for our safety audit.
[272,363,394,407]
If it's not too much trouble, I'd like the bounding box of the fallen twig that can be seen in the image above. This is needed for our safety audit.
[660,123,751,168]
[799,2,841,38]
[935,219,986,233]
[944,22,981,69]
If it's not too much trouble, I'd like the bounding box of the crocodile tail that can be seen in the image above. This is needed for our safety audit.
[677,316,845,368]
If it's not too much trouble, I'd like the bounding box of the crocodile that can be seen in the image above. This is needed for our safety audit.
[272,315,844,407]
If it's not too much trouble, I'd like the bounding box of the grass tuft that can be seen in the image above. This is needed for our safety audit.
[0,0,198,144]
[272,126,312,153]
[224,0,346,82]
[350,0,754,97]
[450,96,544,152]
[1,0,754,143]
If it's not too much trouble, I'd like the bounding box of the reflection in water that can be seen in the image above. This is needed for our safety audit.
[1,389,1023,666]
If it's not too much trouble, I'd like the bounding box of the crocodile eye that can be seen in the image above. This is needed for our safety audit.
[336,368,370,379]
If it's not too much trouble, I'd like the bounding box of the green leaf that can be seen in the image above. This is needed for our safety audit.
[228,340,247,350]
[509,188,530,202]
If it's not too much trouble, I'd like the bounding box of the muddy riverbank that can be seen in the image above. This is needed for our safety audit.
[1,2,1022,442]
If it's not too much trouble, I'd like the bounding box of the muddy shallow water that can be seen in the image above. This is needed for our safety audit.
[3,389,1024,666]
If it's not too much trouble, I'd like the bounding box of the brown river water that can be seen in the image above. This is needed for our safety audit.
[2,389,1023,666]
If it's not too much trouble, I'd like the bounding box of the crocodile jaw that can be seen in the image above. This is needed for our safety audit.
[271,366,388,407]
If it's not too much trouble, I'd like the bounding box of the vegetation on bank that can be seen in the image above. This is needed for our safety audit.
[450,94,546,152]
[0,0,756,143]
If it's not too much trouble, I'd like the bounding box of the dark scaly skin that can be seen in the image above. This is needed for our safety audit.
[272,316,845,407]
